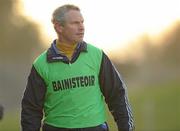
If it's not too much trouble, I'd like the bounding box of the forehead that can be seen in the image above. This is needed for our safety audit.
[64,10,84,22]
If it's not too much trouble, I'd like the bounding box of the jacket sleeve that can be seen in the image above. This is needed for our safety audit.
[21,66,46,131]
[99,52,134,131]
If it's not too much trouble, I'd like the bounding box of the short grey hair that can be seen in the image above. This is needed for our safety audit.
[51,4,80,25]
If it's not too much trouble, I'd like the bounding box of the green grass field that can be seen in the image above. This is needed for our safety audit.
[129,81,180,131]
[0,111,20,131]
[0,81,179,131]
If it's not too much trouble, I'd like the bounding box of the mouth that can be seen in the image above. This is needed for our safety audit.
[77,33,84,37]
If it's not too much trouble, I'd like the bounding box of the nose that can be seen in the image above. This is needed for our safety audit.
[79,21,84,30]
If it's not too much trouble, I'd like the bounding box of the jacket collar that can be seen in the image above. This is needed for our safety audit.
[47,40,87,63]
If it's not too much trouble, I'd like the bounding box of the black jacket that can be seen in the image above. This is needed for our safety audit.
[21,41,134,131]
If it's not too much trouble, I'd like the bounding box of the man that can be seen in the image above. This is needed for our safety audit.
[21,4,134,131]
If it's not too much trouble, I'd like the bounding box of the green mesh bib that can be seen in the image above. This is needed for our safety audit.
[33,44,106,128]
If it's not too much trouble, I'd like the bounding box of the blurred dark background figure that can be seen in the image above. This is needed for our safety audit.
[0,104,3,120]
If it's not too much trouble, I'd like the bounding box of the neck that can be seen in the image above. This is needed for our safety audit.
[57,39,76,47]
[56,39,78,60]
[57,36,77,45]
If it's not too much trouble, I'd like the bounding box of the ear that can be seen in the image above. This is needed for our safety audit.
[54,22,64,33]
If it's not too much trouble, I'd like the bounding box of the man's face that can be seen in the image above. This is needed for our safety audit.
[59,10,84,44]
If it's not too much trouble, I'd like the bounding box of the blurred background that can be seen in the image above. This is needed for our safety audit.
[0,0,179,130]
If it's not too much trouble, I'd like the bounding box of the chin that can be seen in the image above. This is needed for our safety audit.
[76,39,83,43]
